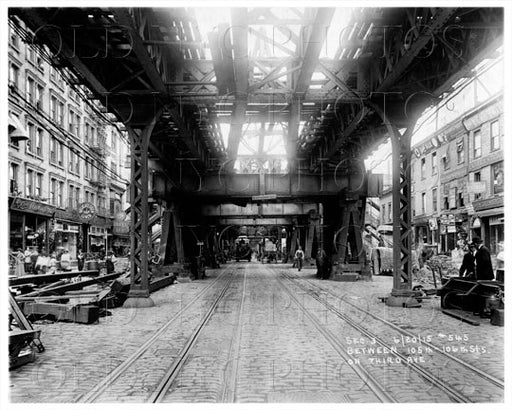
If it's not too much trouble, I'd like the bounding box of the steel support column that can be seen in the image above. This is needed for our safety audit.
[370,102,418,306]
[123,113,161,308]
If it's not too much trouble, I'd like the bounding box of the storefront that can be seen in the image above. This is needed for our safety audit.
[9,197,55,253]
[472,197,504,255]
[52,221,80,257]
[88,225,108,254]
[439,212,469,253]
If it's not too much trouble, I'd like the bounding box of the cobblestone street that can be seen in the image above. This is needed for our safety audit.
[8,262,505,404]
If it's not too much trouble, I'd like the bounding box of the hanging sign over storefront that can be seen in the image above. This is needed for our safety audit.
[78,202,96,222]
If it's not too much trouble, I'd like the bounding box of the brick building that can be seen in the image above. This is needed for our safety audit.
[7,17,130,258]
[372,51,503,257]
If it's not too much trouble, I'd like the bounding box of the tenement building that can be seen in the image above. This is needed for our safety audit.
[410,55,503,255]
[8,17,130,259]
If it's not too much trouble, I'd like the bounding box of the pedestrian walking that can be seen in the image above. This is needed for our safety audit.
[24,248,32,274]
[77,250,85,271]
[459,244,475,279]
[15,249,25,277]
[294,246,304,272]
[106,251,116,275]
[316,248,331,279]
[472,236,494,280]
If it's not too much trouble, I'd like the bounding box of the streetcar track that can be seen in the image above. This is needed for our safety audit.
[221,270,247,402]
[149,276,235,402]
[284,270,505,389]
[77,267,232,403]
[268,267,396,403]
[279,270,503,403]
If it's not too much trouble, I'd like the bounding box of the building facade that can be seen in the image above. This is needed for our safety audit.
[411,94,504,255]
[8,17,130,258]
[373,52,504,257]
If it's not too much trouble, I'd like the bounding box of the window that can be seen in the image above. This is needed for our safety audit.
[443,196,449,210]
[9,25,20,49]
[432,188,438,212]
[25,169,34,196]
[474,172,482,200]
[473,130,481,158]
[441,154,449,170]
[58,101,65,126]
[68,109,75,134]
[36,128,44,157]
[431,152,437,175]
[10,163,19,195]
[388,202,392,222]
[420,158,426,179]
[68,151,75,173]
[26,76,35,104]
[457,140,464,164]
[9,64,20,89]
[58,181,64,207]
[491,120,500,151]
[85,158,91,179]
[493,162,504,194]
[421,193,426,214]
[50,137,57,164]
[26,122,35,154]
[75,155,80,175]
[51,178,58,205]
[35,173,43,197]
[85,123,90,144]
[50,96,57,121]
[458,191,464,207]
[36,85,44,110]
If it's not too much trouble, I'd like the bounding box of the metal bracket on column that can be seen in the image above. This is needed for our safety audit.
[123,110,162,308]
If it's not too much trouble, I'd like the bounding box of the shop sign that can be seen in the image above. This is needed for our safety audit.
[113,219,130,235]
[10,197,55,217]
[428,218,438,230]
[472,217,481,228]
[447,214,455,224]
[447,225,457,233]
[78,202,96,221]
[489,216,504,226]
[440,225,447,234]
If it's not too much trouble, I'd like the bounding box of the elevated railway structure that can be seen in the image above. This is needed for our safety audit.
[10,6,503,306]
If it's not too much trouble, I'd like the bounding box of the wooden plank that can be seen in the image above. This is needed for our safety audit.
[441,309,481,326]
[9,292,45,352]
[23,272,124,297]
[9,270,100,286]
[148,275,176,293]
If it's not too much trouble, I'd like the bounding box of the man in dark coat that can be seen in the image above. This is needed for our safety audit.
[472,236,494,280]
[459,244,475,278]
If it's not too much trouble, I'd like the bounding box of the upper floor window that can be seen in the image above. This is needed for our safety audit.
[432,188,438,212]
[420,158,426,179]
[421,193,426,214]
[473,130,482,158]
[9,64,20,89]
[431,152,437,175]
[9,163,19,195]
[456,140,464,164]
[491,120,500,151]
[442,153,449,170]
[9,25,20,50]
[493,162,504,195]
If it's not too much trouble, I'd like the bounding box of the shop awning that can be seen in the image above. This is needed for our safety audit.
[476,207,504,218]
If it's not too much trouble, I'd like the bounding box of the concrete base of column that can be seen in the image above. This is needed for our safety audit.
[122,295,155,308]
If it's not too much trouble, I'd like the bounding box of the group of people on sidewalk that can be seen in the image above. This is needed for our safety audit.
[12,247,117,277]
[459,236,503,282]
